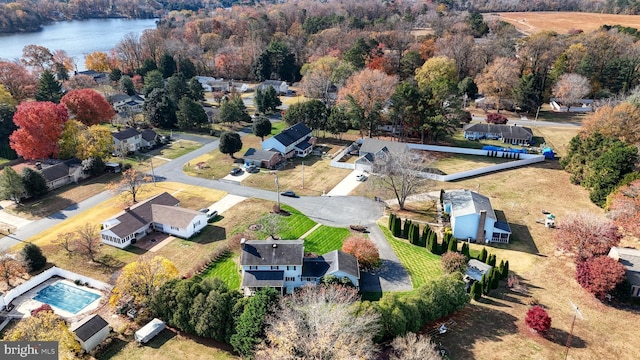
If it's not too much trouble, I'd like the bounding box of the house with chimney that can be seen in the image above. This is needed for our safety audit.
[442,189,511,244]
[100,192,208,249]
[240,239,360,295]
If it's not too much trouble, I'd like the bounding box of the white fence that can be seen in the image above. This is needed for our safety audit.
[1,266,112,309]
[330,143,358,170]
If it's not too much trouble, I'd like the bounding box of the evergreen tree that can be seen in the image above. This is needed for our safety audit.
[137,58,157,77]
[448,238,458,253]
[0,166,25,204]
[490,269,500,289]
[480,274,489,295]
[167,72,189,104]
[230,287,279,358]
[487,254,495,267]
[35,70,63,103]
[388,213,395,231]
[109,68,122,82]
[143,88,177,128]
[178,58,197,79]
[470,281,482,301]
[22,167,47,198]
[428,233,438,254]
[120,76,136,96]
[479,248,488,263]
[21,243,47,272]
[176,97,208,130]
[219,131,243,158]
[498,260,505,276]
[143,70,165,96]
[187,77,205,101]
[252,116,272,141]
[393,217,402,237]
[412,223,420,245]
[502,261,510,279]
[462,242,470,259]
[441,236,449,255]
[159,53,177,78]
[402,219,411,239]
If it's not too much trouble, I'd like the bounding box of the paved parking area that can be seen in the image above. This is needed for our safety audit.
[207,194,247,214]
[326,170,366,196]
[221,168,252,182]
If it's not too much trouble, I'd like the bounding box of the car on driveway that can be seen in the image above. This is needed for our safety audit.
[280,190,296,197]
[356,173,367,182]
[207,210,218,219]
[198,208,209,213]
[245,165,260,173]
[229,168,243,176]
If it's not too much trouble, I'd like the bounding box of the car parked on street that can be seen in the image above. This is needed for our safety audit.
[281,190,297,197]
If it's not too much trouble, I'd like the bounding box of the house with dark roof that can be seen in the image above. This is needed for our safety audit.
[355,138,410,172]
[257,80,288,94]
[70,314,111,353]
[110,93,144,114]
[112,128,159,155]
[38,159,88,191]
[463,124,533,145]
[100,192,208,249]
[242,148,283,169]
[261,123,315,158]
[76,70,108,84]
[140,129,159,148]
[608,247,640,298]
[443,189,511,244]
[240,239,360,295]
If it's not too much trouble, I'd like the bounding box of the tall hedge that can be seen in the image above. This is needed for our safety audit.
[393,216,402,237]
[479,248,488,263]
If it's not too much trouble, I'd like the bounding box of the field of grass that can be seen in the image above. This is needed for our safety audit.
[278,205,317,239]
[150,139,203,159]
[199,251,241,289]
[487,12,640,35]
[432,153,514,174]
[378,224,443,288]
[303,225,350,254]
[183,135,262,180]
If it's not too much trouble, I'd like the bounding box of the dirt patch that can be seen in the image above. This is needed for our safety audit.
[487,12,640,35]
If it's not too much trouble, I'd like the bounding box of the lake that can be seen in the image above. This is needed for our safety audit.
[0,18,157,71]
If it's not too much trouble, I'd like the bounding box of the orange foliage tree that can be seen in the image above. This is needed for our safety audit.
[61,89,115,125]
[0,61,37,102]
[84,51,110,72]
[607,179,640,237]
[554,212,622,262]
[10,101,68,160]
[341,236,380,269]
[582,103,640,144]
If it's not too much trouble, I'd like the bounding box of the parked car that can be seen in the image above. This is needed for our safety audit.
[229,168,243,176]
[198,208,209,213]
[245,165,260,173]
[207,210,218,219]
[280,190,296,197]
[356,173,367,182]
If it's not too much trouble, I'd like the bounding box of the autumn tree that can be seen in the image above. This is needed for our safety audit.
[441,251,467,274]
[109,168,151,203]
[0,252,26,287]
[582,103,640,144]
[552,73,592,108]
[219,131,242,158]
[4,309,81,360]
[608,179,640,237]
[300,56,350,106]
[59,120,113,160]
[342,236,380,269]
[21,44,54,72]
[255,284,380,360]
[84,51,110,72]
[53,232,75,258]
[554,212,622,261]
[475,57,519,112]
[110,256,179,308]
[0,166,25,204]
[64,74,96,90]
[35,70,63,103]
[0,85,16,107]
[525,306,551,335]
[61,89,115,125]
[338,68,397,137]
[0,61,37,101]
[73,223,101,262]
[576,256,626,299]
[10,101,68,160]
[252,115,272,141]
[415,56,457,105]
[390,332,442,360]
[373,149,434,210]
[486,113,508,124]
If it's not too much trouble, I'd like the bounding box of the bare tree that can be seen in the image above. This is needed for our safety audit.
[390,332,442,360]
[108,168,151,203]
[53,232,75,258]
[0,252,26,288]
[255,284,380,360]
[74,223,101,262]
[475,57,520,112]
[256,213,290,240]
[373,150,434,210]
[552,73,592,109]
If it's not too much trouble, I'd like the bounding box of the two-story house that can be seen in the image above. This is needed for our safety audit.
[100,192,208,249]
[261,123,315,158]
[240,239,360,295]
[257,80,288,95]
[110,94,145,114]
[354,138,409,173]
[112,128,159,155]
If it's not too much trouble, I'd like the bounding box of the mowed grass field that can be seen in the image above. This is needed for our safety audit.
[303,225,350,254]
[486,12,640,35]
[199,251,241,289]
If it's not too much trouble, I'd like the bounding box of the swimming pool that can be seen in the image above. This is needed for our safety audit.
[33,282,101,314]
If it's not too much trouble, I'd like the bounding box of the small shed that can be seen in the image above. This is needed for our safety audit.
[135,318,166,344]
[71,314,111,353]
[465,259,493,282]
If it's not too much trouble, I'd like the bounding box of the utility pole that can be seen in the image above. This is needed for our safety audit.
[534,105,541,126]
[272,172,280,209]
[149,157,156,186]
[302,161,304,189]
[564,300,584,360]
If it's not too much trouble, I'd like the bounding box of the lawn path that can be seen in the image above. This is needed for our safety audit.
[299,223,321,239]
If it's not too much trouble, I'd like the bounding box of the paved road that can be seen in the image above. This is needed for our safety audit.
[0,129,412,292]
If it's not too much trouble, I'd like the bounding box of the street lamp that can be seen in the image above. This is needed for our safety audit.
[271,171,280,209]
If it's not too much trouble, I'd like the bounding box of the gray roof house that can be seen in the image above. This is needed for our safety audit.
[463,124,533,145]
[112,128,159,155]
[443,189,511,243]
[71,314,111,353]
[355,138,409,172]
[240,239,360,295]
[608,247,640,298]
[258,80,288,94]
[110,94,144,114]
[100,192,208,249]
[242,148,283,169]
[39,158,88,191]
[261,123,315,158]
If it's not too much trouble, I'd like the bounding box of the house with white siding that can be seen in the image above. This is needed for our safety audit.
[71,314,111,353]
[240,239,360,295]
[261,123,315,158]
[100,192,207,249]
[608,247,640,298]
[112,128,159,155]
[442,189,511,244]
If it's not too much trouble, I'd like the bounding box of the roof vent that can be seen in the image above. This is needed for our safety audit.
[240,238,246,248]
[272,243,277,248]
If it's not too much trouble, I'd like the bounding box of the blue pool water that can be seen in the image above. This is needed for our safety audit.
[33,282,101,314]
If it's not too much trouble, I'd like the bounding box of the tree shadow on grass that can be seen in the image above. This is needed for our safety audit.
[95,337,129,359]
[191,226,226,244]
[545,327,587,349]
[477,296,513,308]
[96,254,126,270]
[147,328,177,349]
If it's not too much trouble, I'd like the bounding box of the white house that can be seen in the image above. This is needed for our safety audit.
[100,192,208,249]
[442,189,511,243]
[71,314,111,353]
[110,94,144,114]
[261,123,315,158]
[240,239,360,295]
[550,98,594,113]
[608,247,640,298]
[140,129,159,149]
[112,128,159,155]
[354,138,409,172]
[258,80,288,94]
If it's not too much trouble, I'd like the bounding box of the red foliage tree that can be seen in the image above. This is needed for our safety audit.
[10,102,68,160]
[341,236,380,270]
[607,180,640,237]
[0,61,37,101]
[485,113,508,124]
[575,256,626,299]
[554,212,622,262]
[61,89,115,125]
[30,303,53,317]
[525,306,551,334]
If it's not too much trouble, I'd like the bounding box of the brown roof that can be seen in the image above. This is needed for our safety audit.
[151,204,204,229]
[108,192,179,238]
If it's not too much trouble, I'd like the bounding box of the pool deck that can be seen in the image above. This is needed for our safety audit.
[5,277,106,321]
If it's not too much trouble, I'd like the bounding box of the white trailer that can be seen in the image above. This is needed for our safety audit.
[134,318,165,344]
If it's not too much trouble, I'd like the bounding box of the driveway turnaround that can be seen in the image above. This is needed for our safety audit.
[326,170,365,196]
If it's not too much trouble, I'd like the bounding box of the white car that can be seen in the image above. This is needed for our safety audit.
[356,173,367,182]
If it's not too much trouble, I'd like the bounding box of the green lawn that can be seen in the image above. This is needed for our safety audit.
[278,205,317,239]
[303,225,350,255]
[379,224,443,288]
[268,121,287,137]
[199,251,241,289]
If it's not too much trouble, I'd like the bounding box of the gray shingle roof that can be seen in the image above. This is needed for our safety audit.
[359,138,409,155]
[241,240,304,266]
[443,190,496,220]
[273,123,312,147]
[243,148,279,162]
[463,123,533,140]
[465,259,492,282]
[40,159,81,182]
[108,192,179,238]
[151,205,202,229]
[72,314,108,342]
[241,270,284,287]
[609,247,640,286]
[301,250,360,279]
[112,128,140,141]
[141,129,158,142]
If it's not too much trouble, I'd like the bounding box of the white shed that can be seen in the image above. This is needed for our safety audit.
[71,314,111,353]
[135,318,166,343]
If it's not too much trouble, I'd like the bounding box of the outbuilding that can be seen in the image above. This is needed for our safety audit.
[71,314,111,353]
[135,318,166,344]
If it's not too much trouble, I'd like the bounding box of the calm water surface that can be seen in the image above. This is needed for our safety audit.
[0,18,157,70]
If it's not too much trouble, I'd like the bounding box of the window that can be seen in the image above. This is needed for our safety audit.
[285,277,295,282]
[170,226,180,231]
[271,266,279,270]
[286,266,297,271]
[249,266,258,270]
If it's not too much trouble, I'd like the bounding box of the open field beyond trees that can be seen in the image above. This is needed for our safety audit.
[488,12,640,35]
